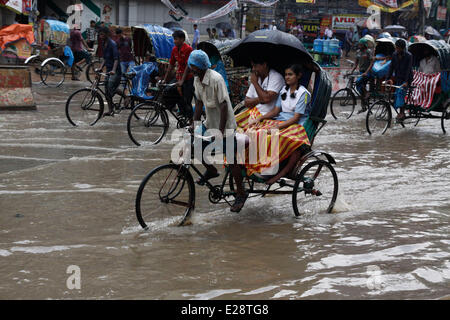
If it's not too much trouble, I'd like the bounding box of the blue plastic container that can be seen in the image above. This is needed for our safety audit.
[323,39,331,54]
[330,38,340,55]
[313,38,323,53]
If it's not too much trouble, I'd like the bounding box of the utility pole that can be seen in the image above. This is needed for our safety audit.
[418,0,426,35]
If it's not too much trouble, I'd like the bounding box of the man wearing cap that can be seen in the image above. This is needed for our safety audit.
[352,38,374,113]
[188,50,247,213]
[386,39,413,122]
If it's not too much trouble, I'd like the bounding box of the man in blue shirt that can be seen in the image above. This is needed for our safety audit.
[192,24,200,50]
[96,27,122,117]
[386,39,413,122]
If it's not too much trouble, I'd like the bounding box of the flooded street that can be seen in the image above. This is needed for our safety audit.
[0,81,449,300]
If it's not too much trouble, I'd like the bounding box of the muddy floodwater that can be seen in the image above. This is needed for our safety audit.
[0,82,449,300]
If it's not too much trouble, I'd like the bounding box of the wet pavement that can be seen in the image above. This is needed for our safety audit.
[0,80,449,300]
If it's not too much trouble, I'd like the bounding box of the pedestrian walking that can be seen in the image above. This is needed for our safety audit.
[85,20,97,49]
[115,28,135,86]
[192,24,200,50]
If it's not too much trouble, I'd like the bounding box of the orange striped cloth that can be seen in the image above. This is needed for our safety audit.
[235,108,310,176]
[235,107,263,133]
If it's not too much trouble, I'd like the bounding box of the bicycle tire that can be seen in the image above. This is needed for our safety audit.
[66,88,104,127]
[366,100,392,135]
[127,102,169,146]
[40,60,65,87]
[136,163,195,230]
[86,60,103,84]
[330,88,356,120]
[442,103,449,134]
[292,160,339,217]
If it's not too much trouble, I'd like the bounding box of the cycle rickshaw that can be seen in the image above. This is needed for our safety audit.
[0,23,35,65]
[366,40,450,135]
[25,19,98,87]
[329,37,395,120]
[126,24,196,146]
[135,30,338,230]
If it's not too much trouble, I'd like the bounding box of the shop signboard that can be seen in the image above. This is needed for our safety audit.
[320,16,332,35]
[437,6,447,21]
[332,14,366,30]
[298,18,320,43]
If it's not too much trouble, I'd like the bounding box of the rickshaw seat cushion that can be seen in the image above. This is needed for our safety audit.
[129,62,158,100]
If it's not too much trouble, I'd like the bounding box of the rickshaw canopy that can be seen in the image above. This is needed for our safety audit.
[375,37,396,56]
[132,24,174,63]
[198,39,241,59]
[39,19,70,46]
[409,40,450,71]
[0,24,35,52]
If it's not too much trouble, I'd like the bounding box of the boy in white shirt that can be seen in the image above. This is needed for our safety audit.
[244,57,285,117]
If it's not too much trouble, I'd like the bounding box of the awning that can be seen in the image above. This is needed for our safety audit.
[0,0,32,15]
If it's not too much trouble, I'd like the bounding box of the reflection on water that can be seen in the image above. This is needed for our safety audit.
[0,84,449,299]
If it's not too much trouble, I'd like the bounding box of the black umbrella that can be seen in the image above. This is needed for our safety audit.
[225,30,317,75]
[163,21,182,31]
[216,22,233,31]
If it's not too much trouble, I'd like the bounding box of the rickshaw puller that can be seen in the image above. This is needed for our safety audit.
[386,39,413,122]
[188,50,246,213]
[162,30,194,120]
[96,27,122,117]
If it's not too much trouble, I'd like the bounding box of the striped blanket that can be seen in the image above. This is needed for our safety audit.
[408,71,441,110]
[235,108,310,177]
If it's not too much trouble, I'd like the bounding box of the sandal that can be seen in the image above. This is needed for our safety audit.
[396,114,406,123]
[230,193,249,213]
[103,111,115,117]
[196,170,220,185]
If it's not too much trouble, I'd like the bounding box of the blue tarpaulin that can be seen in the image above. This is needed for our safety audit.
[129,62,158,100]
[46,20,70,34]
[139,24,174,62]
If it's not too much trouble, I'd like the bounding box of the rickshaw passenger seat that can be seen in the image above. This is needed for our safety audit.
[129,62,158,101]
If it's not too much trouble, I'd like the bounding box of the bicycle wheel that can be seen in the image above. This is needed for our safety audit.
[330,89,356,120]
[40,60,65,87]
[442,103,449,134]
[136,164,195,230]
[66,89,104,127]
[26,56,44,74]
[292,160,338,217]
[366,100,392,135]
[127,102,169,146]
[85,60,103,83]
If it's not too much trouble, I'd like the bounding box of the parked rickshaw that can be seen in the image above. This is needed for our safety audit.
[25,19,98,87]
[366,40,450,135]
[0,24,35,65]
[134,30,338,230]
[132,24,174,63]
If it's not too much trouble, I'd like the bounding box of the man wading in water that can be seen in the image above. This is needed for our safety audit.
[188,50,247,213]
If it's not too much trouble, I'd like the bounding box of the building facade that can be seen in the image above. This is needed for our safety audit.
[36,0,233,34]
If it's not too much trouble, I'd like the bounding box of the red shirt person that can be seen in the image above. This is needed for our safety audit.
[163,30,194,119]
